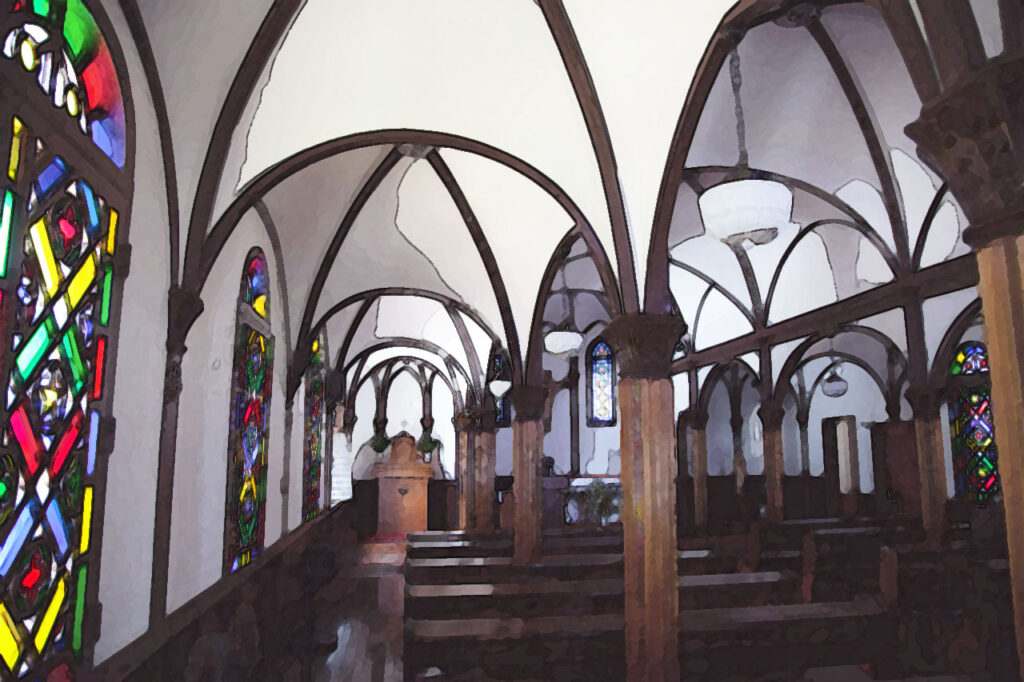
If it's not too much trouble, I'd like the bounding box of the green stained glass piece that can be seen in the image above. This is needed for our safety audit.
[63,0,97,61]
[16,317,54,382]
[0,190,13,278]
[100,265,112,326]
[951,364,961,376]
[61,328,86,392]
[73,563,87,658]
[31,0,49,17]
[0,482,7,498]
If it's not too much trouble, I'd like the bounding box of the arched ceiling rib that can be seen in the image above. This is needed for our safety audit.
[236,0,613,285]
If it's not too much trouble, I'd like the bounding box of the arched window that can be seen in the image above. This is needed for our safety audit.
[225,250,274,573]
[0,0,130,675]
[948,342,999,505]
[486,348,511,427]
[302,333,327,522]
[587,339,616,427]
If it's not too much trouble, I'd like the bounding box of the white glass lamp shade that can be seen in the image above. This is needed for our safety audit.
[544,330,585,356]
[821,369,849,398]
[488,379,512,398]
[698,179,794,242]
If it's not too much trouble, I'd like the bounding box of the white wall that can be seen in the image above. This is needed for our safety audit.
[806,363,885,491]
[167,208,289,612]
[94,0,170,662]
[706,382,732,475]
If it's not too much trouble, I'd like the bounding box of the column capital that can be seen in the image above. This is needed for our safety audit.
[602,313,687,379]
[758,401,786,429]
[689,411,709,430]
[372,416,388,434]
[795,408,809,428]
[510,385,546,420]
[453,412,475,433]
[473,402,499,433]
[420,416,435,433]
[905,386,943,419]
[166,285,204,356]
[906,52,1024,248]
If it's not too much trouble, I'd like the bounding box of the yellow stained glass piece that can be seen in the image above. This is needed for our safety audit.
[19,39,37,71]
[106,209,118,255]
[66,253,96,310]
[33,576,65,653]
[30,218,61,299]
[8,117,23,181]
[0,604,22,670]
[80,486,93,555]
[66,89,79,117]
[240,477,257,502]
[312,339,319,354]
[252,294,268,318]
[957,352,965,363]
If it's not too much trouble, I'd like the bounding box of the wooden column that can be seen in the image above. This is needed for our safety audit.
[796,409,810,474]
[512,386,546,564]
[454,412,476,531]
[905,47,1024,677]
[976,236,1024,679]
[907,388,947,545]
[604,314,685,682]
[690,413,709,531]
[473,406,498,534]
[759,402,786,523]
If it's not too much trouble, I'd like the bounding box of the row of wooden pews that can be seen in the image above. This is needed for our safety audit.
[402,517,1010,680]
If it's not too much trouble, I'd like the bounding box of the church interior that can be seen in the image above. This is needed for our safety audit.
[1,0,1024,680]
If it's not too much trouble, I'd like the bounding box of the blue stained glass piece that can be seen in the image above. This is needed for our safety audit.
[0,499,39,577]
[78,180,100,233]
[44,499,69,558]
[35,156,68,198]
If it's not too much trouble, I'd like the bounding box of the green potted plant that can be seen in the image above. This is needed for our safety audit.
[580,480,620,528]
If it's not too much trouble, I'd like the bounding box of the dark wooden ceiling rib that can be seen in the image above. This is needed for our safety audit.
[537,0,638,313]
[119,0,180,286]
[196,130,618,309]
[524,230,582,386]
[761,218,900,322]
[870,0,941,101]
[181,0,303,291]
[446,305,485,396]
[911,183,950,270]
[290,148,403,398]
[1000,0,1024,53]
[315,287,501,366]
[427,150,523,385]
[674,253,979,378]
[668,258,756,327]
[928,297,983,386]
[644,26,733,315]
[351,354,462,414]
[808,19,910,269]
[252,200,295,401]
[913,0,988,89]
[335,298,376,377]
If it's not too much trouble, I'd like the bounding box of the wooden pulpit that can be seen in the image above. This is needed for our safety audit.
[371,432,434,537]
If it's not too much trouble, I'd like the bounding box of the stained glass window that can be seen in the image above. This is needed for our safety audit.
[487,350,510,427]
[0,0,128,673]
[948,343,999,505]
[3,0,127,168]
[302,335,326,523]
[587,340,615,427]
[225,250,273,574]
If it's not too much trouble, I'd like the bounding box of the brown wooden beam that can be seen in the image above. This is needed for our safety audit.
[673,255,979,376]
